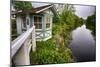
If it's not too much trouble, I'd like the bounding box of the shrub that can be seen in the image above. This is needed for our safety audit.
[30,39,72,64]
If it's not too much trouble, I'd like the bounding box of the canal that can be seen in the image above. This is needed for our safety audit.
[70,24,96,62]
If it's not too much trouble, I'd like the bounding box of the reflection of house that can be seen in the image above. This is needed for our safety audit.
[13,4,58,41]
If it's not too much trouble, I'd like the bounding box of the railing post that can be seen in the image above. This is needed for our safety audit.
[32,26,36,51]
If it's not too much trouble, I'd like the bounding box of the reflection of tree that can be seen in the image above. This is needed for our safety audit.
[74,16,85,29]
[86,13,96,37]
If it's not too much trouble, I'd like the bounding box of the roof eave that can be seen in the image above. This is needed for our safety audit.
[35,5,53,13]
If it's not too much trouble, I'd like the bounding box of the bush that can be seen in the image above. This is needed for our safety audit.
[30,39,72,64]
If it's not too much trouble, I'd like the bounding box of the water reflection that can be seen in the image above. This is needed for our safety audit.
[70,24,96,62]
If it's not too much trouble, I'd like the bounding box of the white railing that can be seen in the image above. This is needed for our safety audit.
[11,26,35,58]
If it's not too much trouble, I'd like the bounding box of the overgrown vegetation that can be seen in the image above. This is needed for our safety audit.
[30,4,85,64]
[30,39,73,64]
[86,13,96,36]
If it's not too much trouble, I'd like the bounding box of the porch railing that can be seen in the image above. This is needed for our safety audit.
[11,25,36,58]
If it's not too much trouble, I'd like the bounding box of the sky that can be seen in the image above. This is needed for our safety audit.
[74,5,95,19]
[32,2,96,19]
[32,2,50,8]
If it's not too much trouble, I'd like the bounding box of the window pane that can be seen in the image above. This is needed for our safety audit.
[46,23,50,28]
[39,24,42,29]
[34,16,42,29]
[46,16,50,28]
[34,16,37,22]
[38,17,42,23]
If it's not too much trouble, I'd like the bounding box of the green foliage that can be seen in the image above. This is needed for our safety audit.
[86,13,96,36]
[59,4,75,24]
[11,19,17,40]
[30,4,85,65]
[30,39,73,64]
[13,1,32,11]
[59,4,85,30]
[74,17,85,29]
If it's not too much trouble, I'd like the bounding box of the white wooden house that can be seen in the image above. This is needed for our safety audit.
[13,4,58,41]
[11,3,58,65]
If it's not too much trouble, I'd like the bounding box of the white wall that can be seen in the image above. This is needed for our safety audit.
[16,16,22,35]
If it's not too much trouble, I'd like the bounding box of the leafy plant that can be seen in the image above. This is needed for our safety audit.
[30,39,73,64]
[86,13,96,36]
[13,1,32,11]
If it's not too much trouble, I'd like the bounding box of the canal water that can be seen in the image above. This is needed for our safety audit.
[70,24,96,62]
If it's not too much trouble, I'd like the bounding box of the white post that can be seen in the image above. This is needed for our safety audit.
[16,15,22,35]
[42,15,46,39]
[32,26,36,51]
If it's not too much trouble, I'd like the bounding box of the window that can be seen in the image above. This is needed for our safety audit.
[46,16,50,28]
[34,16,42,29]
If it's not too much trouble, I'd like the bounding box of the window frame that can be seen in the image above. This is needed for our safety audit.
[33,15,43,29]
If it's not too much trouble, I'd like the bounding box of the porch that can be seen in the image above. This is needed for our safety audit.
[11,25,36,65]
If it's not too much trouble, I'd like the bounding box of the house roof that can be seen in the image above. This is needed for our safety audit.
[12,5,53,14]
[11,4,59,20]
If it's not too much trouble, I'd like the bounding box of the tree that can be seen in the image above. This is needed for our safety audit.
[12,1,32,11]
[86,13,96,36]
[58,4,77,30]
[59,4,75,24]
